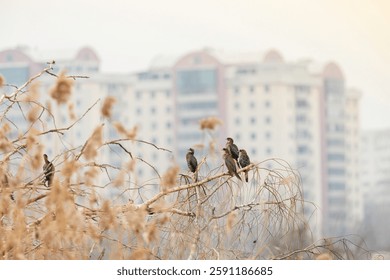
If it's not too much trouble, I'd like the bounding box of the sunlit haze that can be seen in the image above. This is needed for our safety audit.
[1,0,389,128]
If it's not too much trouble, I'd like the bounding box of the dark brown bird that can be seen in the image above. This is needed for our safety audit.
[222,148,242,181]
[226,137,240,167]
[239,149,250,182]
[186,148,198,181]
[43,154,55,187]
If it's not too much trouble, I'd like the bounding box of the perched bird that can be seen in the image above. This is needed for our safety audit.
[186,148,198,181]
[226,137,240,167]
[222,148,242,181]
[239,149,251,182]
[43,154,55,187]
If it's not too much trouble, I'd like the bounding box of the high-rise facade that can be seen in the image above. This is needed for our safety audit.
[321,64,362,236]
[0,46,363,237]
[360,129,390,248]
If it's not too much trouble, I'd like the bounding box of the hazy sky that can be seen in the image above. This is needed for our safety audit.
[1,0,389,129]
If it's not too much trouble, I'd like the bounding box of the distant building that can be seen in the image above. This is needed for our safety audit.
[321,64,362,236]
[360,129,390,249]
[0,46,363,238]
[0,46,108,192]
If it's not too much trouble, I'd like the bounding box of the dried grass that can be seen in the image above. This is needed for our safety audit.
[27,105,41,123]
[68,102,76,121]
[101,96,116,118]
[316,253,332,260]
[161,166,179,191]
[199,116,222,130]
[84,126,103,160]
[0,68,371,261]
[0,123,12,152]
[113,122,138,140]
[50,71,73,104]
[0,74,5,87]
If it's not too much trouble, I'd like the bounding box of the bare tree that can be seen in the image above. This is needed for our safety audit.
[0,67,373,260]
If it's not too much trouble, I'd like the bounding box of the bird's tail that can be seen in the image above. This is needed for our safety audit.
[245,171,248,182]
[194,171,198,182]
[234,171,242,181]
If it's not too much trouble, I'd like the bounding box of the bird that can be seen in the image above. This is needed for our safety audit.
[186,148,198,181]
[43,154,55,187]
[239,149,251,182]
[222,148,242,181]
[226,137,240,167]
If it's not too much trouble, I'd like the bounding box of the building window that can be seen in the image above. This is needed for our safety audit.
[329,182,345,191]
[251,133,257,140]
[265,116,271,124]
[250,117,256,124]
[328,153,345,162]
[234,87,240,95]
[151,91,156,98]
[298,145,309,154]
[328,168,345,176]
[296,99,309,108]
[151,107,156,114]
[295,85,310,92]
[235,118,241,125]
[166,90,171,97]
[250,101,255,109]
[264,85,270,93]
[328,138,344,146]
[107,83,118,92]
[329,197,345,206]
[136,108,142,115]
[166,106,171,113]
[265,100,271,108]
[296,114,307,123]
[234,102,240,109]
[249,85,255,93]
[328,124,345,132]
[179,101,217,110]
[177,69,217,94]
[136,91,141,99]
[297,130,311,139]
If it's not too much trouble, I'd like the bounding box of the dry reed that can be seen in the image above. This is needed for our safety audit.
[0,68,372,260]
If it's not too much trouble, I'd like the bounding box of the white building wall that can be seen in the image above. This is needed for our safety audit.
[345,89,363,231]
[360,129,390,248]
[227,61,324,237]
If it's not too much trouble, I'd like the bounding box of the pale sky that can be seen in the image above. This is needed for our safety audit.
[1,0,389,129]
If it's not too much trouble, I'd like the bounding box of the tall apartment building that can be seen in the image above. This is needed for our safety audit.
[225,51,324,236]
[321,65,362,236]
[360,129,390,249]
[0,46,362,237]
[345,89,363,235]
